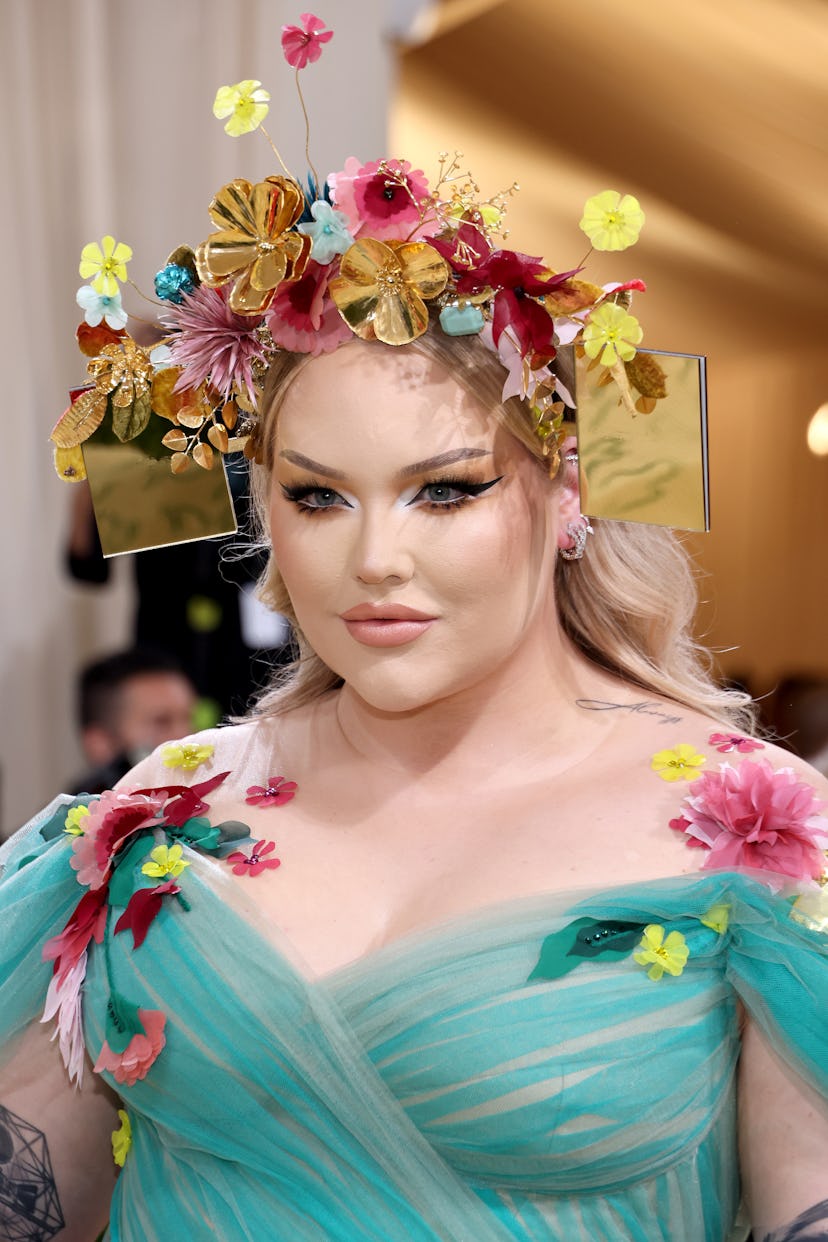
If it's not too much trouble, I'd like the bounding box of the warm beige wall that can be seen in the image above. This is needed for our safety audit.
[392,0,828,695]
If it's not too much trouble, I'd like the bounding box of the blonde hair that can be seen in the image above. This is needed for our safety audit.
[247,331,754,729]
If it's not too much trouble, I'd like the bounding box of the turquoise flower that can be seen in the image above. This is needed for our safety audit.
[75,284,128,330]
[155,263,195,304]
[297,201,354,264]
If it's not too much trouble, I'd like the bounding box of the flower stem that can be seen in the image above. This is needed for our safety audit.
[295,69,321,193]
[260,124,293,179]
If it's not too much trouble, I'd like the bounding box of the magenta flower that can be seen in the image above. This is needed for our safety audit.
[69,790,163,889]
[456,250,579,364]
[281,12,333,69]
[114,880,182,950]
[245,777,298,808]
[708,732,765,754]
[675,759,828,886]
[165,285,270,400]
[330,157,431,240]
[94,1008,167,1086]
[265,261,351,355]
[227,839,281,877]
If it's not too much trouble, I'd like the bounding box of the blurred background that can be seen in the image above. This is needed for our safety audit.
[1,0,827,833]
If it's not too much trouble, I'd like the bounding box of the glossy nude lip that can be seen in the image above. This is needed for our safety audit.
[340,604,437,648]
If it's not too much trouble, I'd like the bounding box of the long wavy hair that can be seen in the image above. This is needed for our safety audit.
[246,330,754,730]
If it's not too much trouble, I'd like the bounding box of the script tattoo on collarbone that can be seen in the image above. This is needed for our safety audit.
[0,1104,65,1240]
[760,1198,828,1241]
[575,699,684,726]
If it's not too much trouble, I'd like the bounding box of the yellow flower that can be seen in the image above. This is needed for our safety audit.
[195,176,310,315]
[650,744,707,782]
[582,303,643,368]
[633,924,689,981]
[111,1109,132,1167]
[329,238,448,346]
[79,235,133,297]
[64,804,90,836]
[579,190,645,251]
[213,80,270,137]
[141,843,190,880]
[700,904,730,935]
[161,742,214,772]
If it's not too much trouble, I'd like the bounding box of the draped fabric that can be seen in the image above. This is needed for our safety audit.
[2,800,827,1241]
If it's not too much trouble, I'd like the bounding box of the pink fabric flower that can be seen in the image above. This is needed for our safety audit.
[227,839,281,877]
[94,1008,167,1086]
[675,759,828,886]
[114,880,181,950]
[708,732,765,754]
[265,262,351,355]
[41,951,88,1085]
[329,157,431,240]
[245,777,298,808]
[70,790,164,889]
[42,885,109,976]
[281,12,333,69]
[165,286,270,400]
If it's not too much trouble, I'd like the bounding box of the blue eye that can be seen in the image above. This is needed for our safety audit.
[281,483,349,512]
[412,476,504,511]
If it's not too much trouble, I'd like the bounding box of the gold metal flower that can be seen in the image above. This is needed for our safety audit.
[87,338,155,441]
[195,176,311,315]
[329,238,448,345]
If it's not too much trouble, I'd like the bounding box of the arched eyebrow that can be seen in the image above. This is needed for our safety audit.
[278,447,492,482]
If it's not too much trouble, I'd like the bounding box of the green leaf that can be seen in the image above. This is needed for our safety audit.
[108,836,155,908]
[112,391,152,442]
[175,816,221,852]
[214,820,253,848]
[104,989,144,1054]
[528,918,646,982]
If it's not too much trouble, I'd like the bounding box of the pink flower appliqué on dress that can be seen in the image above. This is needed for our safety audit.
[70,789,164,889]
[708,732,765,755]
[674,759,828,886]
[94,1009,167,1087]
[227,839,281,877]
[245,777,298,808]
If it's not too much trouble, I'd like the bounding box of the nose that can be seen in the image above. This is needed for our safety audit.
[351,510,414,586]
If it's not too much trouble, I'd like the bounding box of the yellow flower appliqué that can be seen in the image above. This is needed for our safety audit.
[700,904,730,935]
[582,303,643,368]
[142,843,190,880]
[161,741,214,772]
[213,79,270,137]
[633,925,689,981]
[329,238,448,346]
[79,235,133,297]
[63,804,91,836]
[650,744,706,782]
[579,190,645,252]
[112,1109,132,1167]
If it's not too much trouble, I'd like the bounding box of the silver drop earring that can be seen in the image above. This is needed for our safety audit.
[559,515,594,562]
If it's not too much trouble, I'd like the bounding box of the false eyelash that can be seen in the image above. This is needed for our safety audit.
[280,474,505,516]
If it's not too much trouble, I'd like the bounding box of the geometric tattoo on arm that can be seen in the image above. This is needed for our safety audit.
[0,1104,65,1241]
[760,1198,828,1242]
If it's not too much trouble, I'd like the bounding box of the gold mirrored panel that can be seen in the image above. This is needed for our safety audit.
[574,349,709,531]
[82,434,237,557]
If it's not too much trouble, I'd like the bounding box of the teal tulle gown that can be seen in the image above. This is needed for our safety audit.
[2,774,827,1241]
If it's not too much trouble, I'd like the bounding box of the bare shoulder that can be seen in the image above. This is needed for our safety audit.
[112,718,266,792]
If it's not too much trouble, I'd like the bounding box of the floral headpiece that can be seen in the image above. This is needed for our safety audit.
[53,12,660,489]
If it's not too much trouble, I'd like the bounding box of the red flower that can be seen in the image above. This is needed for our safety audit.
[429,222,491,275]
[675,760,828,886]
[456,250,579,364]
[114,881,181,950]
[281,12,333,69]
[69,790,165,890]
[132,770,230,827]
[245,777,298,808]
[227,840,281,877]
[265,261,351,355]
[708,732,765,755]
[42,886,108,980]
[330,157,431,241]
[94,1008,167,1086]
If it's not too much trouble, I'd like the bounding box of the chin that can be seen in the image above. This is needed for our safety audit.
[326,651,469,716]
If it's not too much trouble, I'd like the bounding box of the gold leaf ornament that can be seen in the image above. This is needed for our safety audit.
[195,176,311,315]
[161,428,189,453]
[193,441,215,470]
[151,367,207,425]
[50,388,108,448]
[542,278,604,318]
[207,424,229,454]
[53,444,87,482]
[329,238,449,345]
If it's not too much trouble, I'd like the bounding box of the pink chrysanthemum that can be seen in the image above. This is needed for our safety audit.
[329,157,431,240]
[675,759,828,886]
[265,261,351,355]
[165,285,269,400]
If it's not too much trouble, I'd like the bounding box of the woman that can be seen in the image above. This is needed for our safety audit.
[2,327,828,1241]
[3,20,828,1236]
